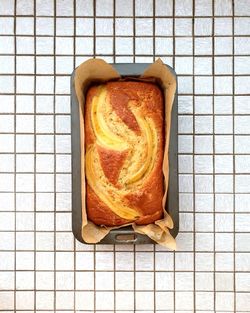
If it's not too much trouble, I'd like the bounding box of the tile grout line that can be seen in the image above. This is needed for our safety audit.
[4,288,250,292]
[0,267,249,271]
[0,171,240,174]
[1,91,250,95]
[93,1,96,312]
[1,32,250,38]
[14,0,17,311]
[33,0,37,310]
[73,0,76,312]
[133,0,135,63]
[2,210,249,214]
[93,0,96,61]
[2,51,250,57]
[113,0,117,312]
[112,0,116,311]
[1,2,249,312]
[2,130,250,137]
[232,1,237,312]
[192,1,196,312]
[2,72,250,76]
[152,1,156,312]
[212,0,216,311]
[172,0,176,312]
[133,1,136,311]
[53,0,57,311]
[2,13,250,18]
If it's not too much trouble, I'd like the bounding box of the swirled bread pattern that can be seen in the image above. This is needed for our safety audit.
[85,81,164,226]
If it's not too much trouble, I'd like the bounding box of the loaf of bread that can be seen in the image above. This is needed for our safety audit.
[84,81,164,226]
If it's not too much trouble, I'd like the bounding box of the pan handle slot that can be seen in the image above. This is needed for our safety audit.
[115,233,137,243]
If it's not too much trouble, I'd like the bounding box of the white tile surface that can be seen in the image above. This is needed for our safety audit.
[196,291,214,310]
[216,272,234,291]
[235,38,250,57]
[216,252,234,272]
[0,154,15,172]
[36,232,54,251]
[195,193,213,212]
[0,193,14,211]
[16,17,34,35]
[116,291,134,310]
[16,0,33,15]
[195,18,213,36]
[175,18,192,36]
[16,271,34,290]
[175,0,192,16]
[16,290,34,309]
[0,1,249,312]
[235,194,250,212]
[215,17,233,35]
[16,192,34,211]
[216,292,234,311]
[16,95,34,113]
[195,175,213,193]
[16,36,34,54]
[215,174,234,193]
[196,272,214,291]
[195,135,213,154]
[215,37,233,55]
[195,155,213,173]
[215,155,233,173]
[16,56,34,74]
[36,272,54,290]
[176,291,194,310]
[215,135,233,153]
[195,233,214,251]
[176,37,193,55]
[136,291,154,310]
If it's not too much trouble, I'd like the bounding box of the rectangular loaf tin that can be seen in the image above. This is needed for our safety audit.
[71,63,178,244]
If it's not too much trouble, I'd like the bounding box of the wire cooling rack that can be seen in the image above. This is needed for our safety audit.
[0,0,250,312]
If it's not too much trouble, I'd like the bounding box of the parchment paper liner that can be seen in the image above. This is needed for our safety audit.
[74,58,177,250]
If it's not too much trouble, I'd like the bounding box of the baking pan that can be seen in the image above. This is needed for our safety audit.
[71,63,178,244]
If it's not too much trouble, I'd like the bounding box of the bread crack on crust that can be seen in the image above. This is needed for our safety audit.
[85,81,164,226]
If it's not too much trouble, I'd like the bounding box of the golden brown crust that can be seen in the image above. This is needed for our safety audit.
[85,81,164,226]
[96,145,128,187]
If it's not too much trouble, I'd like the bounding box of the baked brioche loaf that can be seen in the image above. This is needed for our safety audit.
[85,81,164,226]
